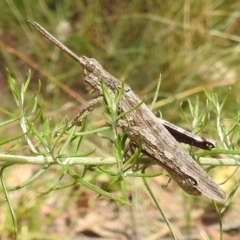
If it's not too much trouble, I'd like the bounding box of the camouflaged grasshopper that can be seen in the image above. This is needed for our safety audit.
[28,21,226,201]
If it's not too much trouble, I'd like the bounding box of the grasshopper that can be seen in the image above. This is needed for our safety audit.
[28,21,226,201]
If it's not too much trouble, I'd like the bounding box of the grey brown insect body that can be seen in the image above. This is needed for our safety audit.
[29,21,226,201]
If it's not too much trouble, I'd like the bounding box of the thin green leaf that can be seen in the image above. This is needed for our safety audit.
[0,164,18,239]
[141,166,177,240]
[65,164,129,204]
[151,74,161,110]
[6,69,20,107]
[8,163,53,191]
[0,115,21,127]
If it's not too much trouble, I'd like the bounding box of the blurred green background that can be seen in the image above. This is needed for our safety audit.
[1,0,239,120]
[0,1,240,239]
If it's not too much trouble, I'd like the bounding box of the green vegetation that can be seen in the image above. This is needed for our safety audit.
[1,1,240,239]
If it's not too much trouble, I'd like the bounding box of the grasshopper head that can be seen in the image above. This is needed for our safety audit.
[82,56,104,96]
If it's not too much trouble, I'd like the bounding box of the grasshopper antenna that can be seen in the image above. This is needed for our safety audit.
[28,21,85,66]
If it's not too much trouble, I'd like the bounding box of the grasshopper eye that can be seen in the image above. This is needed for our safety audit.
[85,61,96,73]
